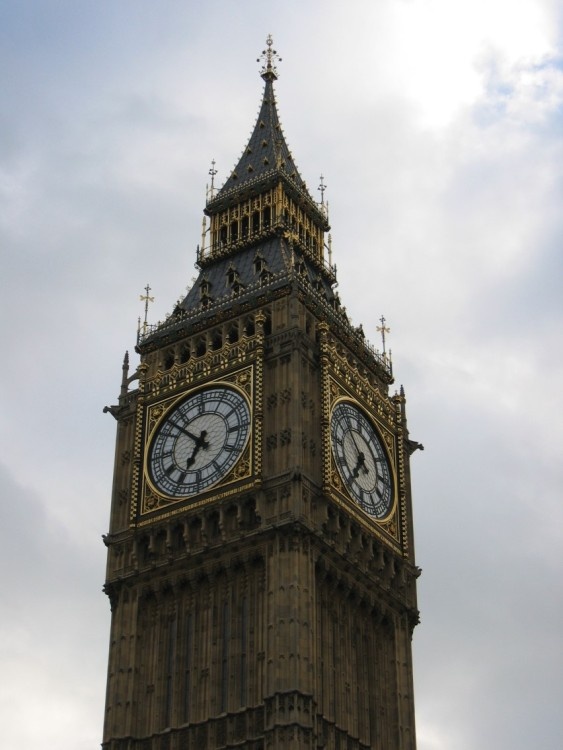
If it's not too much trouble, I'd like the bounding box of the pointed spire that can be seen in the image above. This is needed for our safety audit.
[120,351,129,396]
[208,36,313,210]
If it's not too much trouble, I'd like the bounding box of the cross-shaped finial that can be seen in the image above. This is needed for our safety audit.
[207,159,218,201]
[258,35,282,81]
[318,175,327,205]
[376,315,390,355]
[139,283,154,335]
[209,159,217,190]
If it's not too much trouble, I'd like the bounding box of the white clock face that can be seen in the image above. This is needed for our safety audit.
[330,401,394,518]
[148,386,250,498]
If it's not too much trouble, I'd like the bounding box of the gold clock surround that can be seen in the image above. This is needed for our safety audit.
[321,346,406,551]
[330,397,398,521]
[136,365,257,520]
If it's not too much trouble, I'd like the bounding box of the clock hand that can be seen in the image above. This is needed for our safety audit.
[342,411,365,460]
[352,452,363,478]
[352,450,371,477]
[171,423,202,442]
[186,430,209,469]
[344,417,370,474]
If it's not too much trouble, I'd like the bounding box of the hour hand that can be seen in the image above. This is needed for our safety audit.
[352,452,368,478]
[186,430,209,469]
[186,444,200,469]
[196,430,209,449]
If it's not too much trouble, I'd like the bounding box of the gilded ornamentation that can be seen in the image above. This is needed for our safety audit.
[135,364,256,519]
[228,456,250,481]
[331,471,342,491]
[145,490,159,510]
[233,369,251,394]
[323,368,401,546]
[148,404,166,431]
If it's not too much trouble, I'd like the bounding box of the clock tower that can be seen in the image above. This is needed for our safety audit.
[102,37,421,750]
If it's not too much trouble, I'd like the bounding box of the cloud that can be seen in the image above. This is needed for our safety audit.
[1,2,562,748]
[0,462,108,748]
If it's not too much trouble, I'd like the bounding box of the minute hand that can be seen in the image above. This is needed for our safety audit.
[344,413,365,460]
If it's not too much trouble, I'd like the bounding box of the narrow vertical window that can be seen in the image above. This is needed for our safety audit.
[183,612,193,723]
[332,616,338,718]
[220,600,230,713]
[240,596,248,706]
[252,211,260,233]
[164,617,176,727]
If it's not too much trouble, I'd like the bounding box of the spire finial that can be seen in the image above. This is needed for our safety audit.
[258,34,282,81]
[209,159,217,193]
[318,174,327,205]
[377,315,390,355]
[139,284,154,337]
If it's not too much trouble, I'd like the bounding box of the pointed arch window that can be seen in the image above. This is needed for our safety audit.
[164,351,175,370]
[241,215,249,238]
[253,252,266,275]
[211,330,223,350]
[200,277,211,296]
[226,265,240,287]
[200,278,212,309]
[230,220,238,243]
[251,211,260,235]
[227,324,239,344]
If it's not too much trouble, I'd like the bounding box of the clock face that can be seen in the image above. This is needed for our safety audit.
[148,386,251,498]
[330,401,394,519]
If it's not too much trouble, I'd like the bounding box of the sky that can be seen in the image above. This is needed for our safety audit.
[1,1,562,748]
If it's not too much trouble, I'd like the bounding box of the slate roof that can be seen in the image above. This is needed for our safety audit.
[181,236,289,312]
[179,236,336,316]
[136,237,339,352]
[206,76,313,212]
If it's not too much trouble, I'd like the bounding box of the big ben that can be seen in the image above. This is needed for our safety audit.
[102,37,421,750]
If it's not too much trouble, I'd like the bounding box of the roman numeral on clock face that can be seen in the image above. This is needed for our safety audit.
[148,385,251,500]
[330,401,394,519]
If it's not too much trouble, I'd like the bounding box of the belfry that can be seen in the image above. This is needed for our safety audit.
[102,36,421,750]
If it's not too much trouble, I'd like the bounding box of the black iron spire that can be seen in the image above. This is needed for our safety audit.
[208,35,311,210]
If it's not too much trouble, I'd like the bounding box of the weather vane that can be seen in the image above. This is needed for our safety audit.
[376,315,390,355]
[139,283,154,337]
[258,34,282,79]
